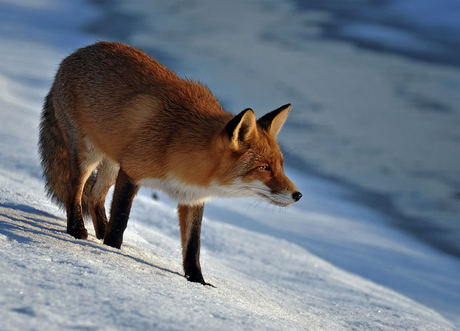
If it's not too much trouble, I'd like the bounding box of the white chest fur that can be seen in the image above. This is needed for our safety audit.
[137,177,228,205]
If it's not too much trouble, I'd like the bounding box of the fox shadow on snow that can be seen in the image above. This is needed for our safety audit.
[0,203,182,278]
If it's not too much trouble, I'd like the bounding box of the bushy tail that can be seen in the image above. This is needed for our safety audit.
[38,91,93,215]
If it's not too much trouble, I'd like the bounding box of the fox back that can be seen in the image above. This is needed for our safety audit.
[39,41,301,285]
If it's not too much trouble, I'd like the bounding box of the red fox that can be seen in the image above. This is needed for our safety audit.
[39,42,301,285]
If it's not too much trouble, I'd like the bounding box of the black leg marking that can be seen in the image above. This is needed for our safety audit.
[66,198,88,239]
[65,169,88,240]
[104,169,139,249]
[178,204,214,286]
[91,203,108,240]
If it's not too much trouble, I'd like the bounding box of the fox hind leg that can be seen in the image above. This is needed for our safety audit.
[89,158,119,239]
[65,140,101,240]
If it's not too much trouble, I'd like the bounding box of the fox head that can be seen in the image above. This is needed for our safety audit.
[219,104,302,207]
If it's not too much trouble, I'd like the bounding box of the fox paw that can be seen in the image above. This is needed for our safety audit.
[94,224,106,240]
[185,272,215,287]
[103,234,122,249]
[67,226,88,240]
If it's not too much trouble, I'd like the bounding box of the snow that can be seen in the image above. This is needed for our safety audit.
[293,0,460,65]
[0,0,459,330]
[0,176,455,330]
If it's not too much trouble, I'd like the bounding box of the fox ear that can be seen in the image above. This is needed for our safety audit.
[257,104,291,138]
[226,108,257,150]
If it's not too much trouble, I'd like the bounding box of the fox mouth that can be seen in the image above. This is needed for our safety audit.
[257,193,293,207]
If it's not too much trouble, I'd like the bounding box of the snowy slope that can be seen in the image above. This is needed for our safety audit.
[0,0,458,330]
[0,177,452,331]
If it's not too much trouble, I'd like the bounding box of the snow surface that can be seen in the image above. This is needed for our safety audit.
[0,0,459,330]
[293,0,460,66]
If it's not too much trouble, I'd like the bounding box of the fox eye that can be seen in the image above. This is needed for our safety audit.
[259,165,271,171]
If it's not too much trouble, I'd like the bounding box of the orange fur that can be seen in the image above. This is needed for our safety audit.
[39,42,301,284]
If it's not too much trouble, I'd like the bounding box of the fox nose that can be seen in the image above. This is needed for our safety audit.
[292,191,302,202]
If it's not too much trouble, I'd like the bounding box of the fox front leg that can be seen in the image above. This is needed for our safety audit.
[178,204,213,286]
[104,168,139,249]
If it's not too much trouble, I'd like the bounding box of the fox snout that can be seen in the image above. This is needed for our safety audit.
[259,182,302,207]
[282,190,302,206]
[273,190,302,207]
